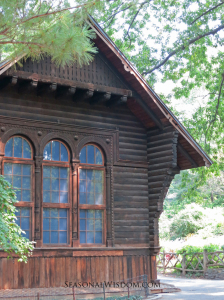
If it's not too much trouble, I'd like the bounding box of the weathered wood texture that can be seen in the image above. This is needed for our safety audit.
[0,254,153,289]
[113,166,149,245]
[147,126,180,250]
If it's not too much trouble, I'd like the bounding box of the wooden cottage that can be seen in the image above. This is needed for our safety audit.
[0,17,212,289]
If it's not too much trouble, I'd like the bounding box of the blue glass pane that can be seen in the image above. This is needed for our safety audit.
[96,148,103,165]
[80,232,86,244]
[22,190,30,202]
[59,218,67,230]
[59,231,67,243]
[4,175,12,185]
[87,219,94,230]
[60,168,68,179]
[95,232,102,244]
[15,209,20,217]
[52,167,59,178]
[22,177,30,189]
[60,179,68,191]
[13,164,21,175]
[43,209,50,217]
[5,138,13,157]
[51,192,59,203]
[61,144,68,162]
[43,191,51,203]
[87,170,94,180]
[80,210,86,218]
[21,218,29,230]
[95,210,102,219]
[52,141,60,161]
[60,192,68,203]
[23,165,31,176]
[52,178,59,190]
[87,193,94,204]
[24,231,30,240]
[21,208,29,217]
[15,189,21,201]
[13,176,21,188]
[15,218,20,226]
[79,146,86,163]
[4,163,12,175]
[43,166,51,177]
[95,219,102,231]
[80,219,86,230]
[51,218,58,230]
[59,209,67,218]
[87,181,94,193]
[79,169,86,179]
[51,231,58,243]
[87,145,94,164]
[87,232,94,243]
[95,183,102,194]
[43,231,50,243]
[14,137,22,158]
[43,143,51,160]
[79,181,86,193]
[51,208,58,218]
[79,193,86,204]
[43,218,50,230]
[95,170,102,181]
[95,194,103,205]
[87,210,94,219]
[43,178,50,191]
[23,140,31,159]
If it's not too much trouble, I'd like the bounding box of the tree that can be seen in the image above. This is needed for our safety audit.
[0,0,101,67]
[95,0,224,191]
[0,176,34,262]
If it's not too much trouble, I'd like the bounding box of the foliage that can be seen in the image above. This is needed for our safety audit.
[0,0,101,66]
[176,244,220,255]
[0,176,34,262]
[95,0,224,191]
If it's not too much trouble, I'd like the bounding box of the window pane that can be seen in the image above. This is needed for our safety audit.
[79,193,86,204]
[80,210,86,218]
[4,163,12,175]
[13,176,21,188]
[95,170,102,181]
[80,232,86,244]
[95,219,102,231]
[80,219,86,230]
[95,183,102,194]
[22,190,30,202]
[13,164,21,175]
[4,175,12,185]
[23,139,31,159]
[87,181,94,193]
[79,169,86,179]
[43,208,68,244]
[16,208,31,240]
[59,232,67,243]
[79,146,86,163]
[87,145,94,164]
[23,165,31,176]
[21,218,30,230]
[61,143,68,162]
[87,210,94,219]
[43,142,51,160]
[5,138,13,157]
[22,177,30,189]
[14,137,22,158]
[43,166,68,203]
[87,193,94,204]
[95,232,102,244]
[52,141,60,161]
[79,180,86,193]
[87,218,94,230]
[95,210,102,219]
[87,170,94,180]
[15,190,21,201]
[96,148,103,165]
[87,232,94,243]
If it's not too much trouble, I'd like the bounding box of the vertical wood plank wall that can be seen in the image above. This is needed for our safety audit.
[0,255,156,289]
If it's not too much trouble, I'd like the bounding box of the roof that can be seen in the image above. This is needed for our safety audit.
[0,16,212,169]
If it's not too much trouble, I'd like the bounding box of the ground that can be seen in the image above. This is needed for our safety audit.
[158,273,224,299]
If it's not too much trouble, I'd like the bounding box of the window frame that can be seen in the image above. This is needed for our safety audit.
[78,144,106,247]
[3,136,34,241]
[41,140,72,247]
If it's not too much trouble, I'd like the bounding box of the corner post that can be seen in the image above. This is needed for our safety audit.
[182,253,186,276]
[34,155,43,247]
[106,164,113,247]
[203,249,208,275]
[72,159,79,247]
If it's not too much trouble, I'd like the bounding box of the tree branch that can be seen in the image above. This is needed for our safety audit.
[190,1,224,25]
[104,4,133,29]
[124,1,149,40]
[143,23,224,75]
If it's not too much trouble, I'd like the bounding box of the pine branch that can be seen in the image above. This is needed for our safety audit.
[143,23,224,75]
[190,1,224,25]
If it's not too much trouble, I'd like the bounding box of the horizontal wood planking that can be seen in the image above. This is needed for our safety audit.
[0,255,154,289]
[0,95,147,161]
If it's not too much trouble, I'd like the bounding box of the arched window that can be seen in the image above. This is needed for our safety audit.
[3,136,33,240]
[79,145,105,245]
[42,140,70,245]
